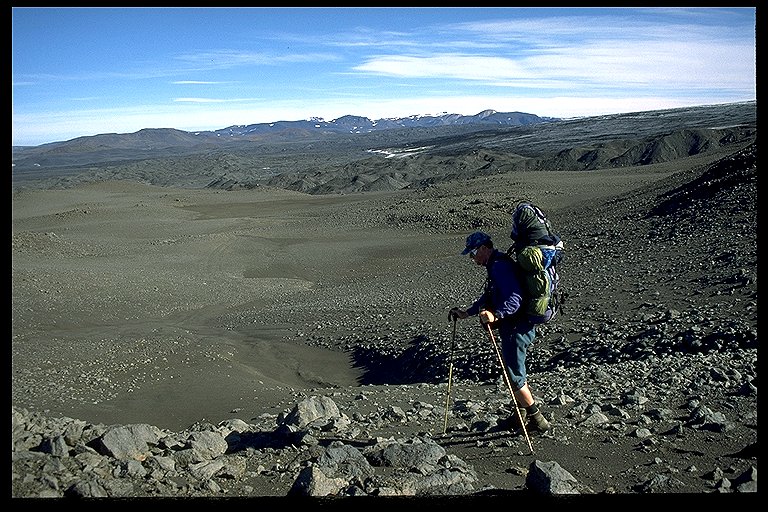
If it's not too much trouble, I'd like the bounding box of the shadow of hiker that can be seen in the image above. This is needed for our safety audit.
[224,426,302,453]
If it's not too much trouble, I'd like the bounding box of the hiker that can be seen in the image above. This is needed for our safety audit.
[448,231,551,433]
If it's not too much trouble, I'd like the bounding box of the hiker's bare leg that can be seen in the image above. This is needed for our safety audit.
[514,383,534,408]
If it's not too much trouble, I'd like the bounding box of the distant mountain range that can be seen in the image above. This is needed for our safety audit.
[12,110,557,151]
[11,101,757,195]
[210,109,557,138]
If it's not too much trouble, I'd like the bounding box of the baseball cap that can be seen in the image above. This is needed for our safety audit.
[461,231,492,255]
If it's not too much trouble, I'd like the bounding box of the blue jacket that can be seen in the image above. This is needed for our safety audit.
[466,249,524,321]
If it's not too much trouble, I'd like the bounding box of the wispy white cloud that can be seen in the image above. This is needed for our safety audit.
[355,55,530,80]
[174,50,341,68]
[173,97,229,103]
[172,97,262,103]
[353,36,754,95]
[172,80,237,85]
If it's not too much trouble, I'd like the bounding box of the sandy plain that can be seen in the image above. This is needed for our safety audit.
[11,163,678,430]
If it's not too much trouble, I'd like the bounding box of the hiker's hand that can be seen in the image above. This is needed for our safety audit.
[479,310,496,324]
[448,308,468,321]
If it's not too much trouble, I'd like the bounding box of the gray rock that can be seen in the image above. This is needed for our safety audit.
[366,437,446,474]
[317,440,375,483]
[186,430,228,460]
[281,395,342,429]
[526,460,581,495]
[40,435,69,457]
[289,465,349,497]
[96,424,160,461]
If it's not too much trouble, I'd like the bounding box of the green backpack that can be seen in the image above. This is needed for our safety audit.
[507,202,566,324]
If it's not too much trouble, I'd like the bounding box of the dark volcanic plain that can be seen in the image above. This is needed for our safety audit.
[11,102,758,501]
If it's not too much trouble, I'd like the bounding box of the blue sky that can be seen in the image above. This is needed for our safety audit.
[12,7,756,147]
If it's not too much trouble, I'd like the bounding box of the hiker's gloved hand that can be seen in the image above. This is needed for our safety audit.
[479,310,496,324]
[448,308,468,321]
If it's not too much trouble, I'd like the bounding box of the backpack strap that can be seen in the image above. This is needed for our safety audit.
[528,203,561,246]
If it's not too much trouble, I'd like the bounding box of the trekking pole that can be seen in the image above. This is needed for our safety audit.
[442,317,457,434]
[485,323,535,455]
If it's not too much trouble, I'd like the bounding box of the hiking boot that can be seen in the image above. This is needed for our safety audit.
[498,409,527,431]
[526,410,551,433]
